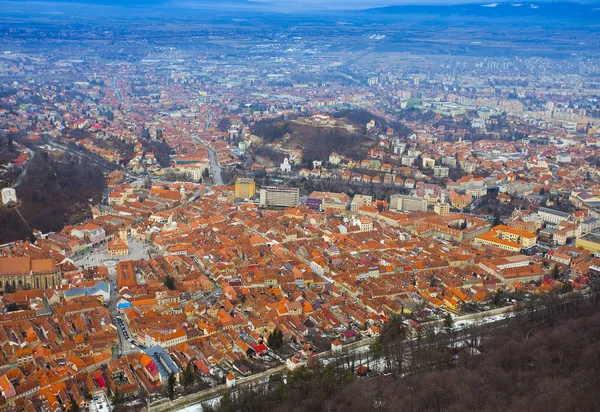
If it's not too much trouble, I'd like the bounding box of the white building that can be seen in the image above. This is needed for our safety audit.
[328,152,342,165]
[280,158,292,173]
[390,194,428,213]
[226,373,236,388]
[286,356,308,371]
[175,163,209,182]
[433,166,449,178]
[259,186,299,208]
[89,394,111,412]
[538,207,571,225]
[144,330,187,348]
[350,194,373,212]
[1,187,17,205]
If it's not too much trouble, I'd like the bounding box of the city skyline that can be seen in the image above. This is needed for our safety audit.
[0,0,599,411]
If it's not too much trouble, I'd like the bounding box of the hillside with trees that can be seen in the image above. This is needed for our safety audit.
[251,119,374,163]
[0,150,105,243]
[210,289,600,412]
[249,110,413,165]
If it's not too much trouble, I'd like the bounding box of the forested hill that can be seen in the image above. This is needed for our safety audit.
[211,290,600,412]
[0,150,105,244]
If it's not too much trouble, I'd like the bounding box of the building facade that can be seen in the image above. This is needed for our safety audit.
[0,257,60,290]
[259,187,299,208]
[1,188,17,205]
[389,194,428,213]
[235,178,256,199]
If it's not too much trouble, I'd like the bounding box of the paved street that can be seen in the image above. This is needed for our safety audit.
[207,146,224,186]
[72,238,155,357]
[72,238,153,268]
[190,134,223,186]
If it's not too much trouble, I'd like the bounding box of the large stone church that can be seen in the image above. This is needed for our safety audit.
[0,256,60,290]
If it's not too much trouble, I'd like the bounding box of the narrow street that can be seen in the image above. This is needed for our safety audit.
[14,148,35,187]
[72,239,152,357]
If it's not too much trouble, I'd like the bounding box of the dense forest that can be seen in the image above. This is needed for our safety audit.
[249,110,414,165]
[250,117,290,144]
[333,109,412,137]
[0,150,105,243]
[209,288,600,412]
[140,128,174,168]
[250,120,373,163]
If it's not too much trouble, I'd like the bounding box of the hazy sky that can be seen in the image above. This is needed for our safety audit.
[185,0,600,10]
[6,0,600,12]
[249,0,519,8]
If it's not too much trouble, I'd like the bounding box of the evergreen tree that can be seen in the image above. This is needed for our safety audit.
[164,275,175,290]
[220,390,232,409]
[267,329,284,349]
[553,264,561,280]
[112,388,123,405]
[68,402,81,412]
[443,313,454,333]
[493,211,502,227]
[267,331,274,348]
[183,361,195,389]
[167,372,176,400]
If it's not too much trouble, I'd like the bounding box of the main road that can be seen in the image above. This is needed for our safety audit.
[206,145,223,186]
[190,133,223,187]
[111,76,148,119]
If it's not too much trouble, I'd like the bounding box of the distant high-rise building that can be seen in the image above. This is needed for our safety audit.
[259,186,299,208]
[389,194,428,213]
[235,178,256,199]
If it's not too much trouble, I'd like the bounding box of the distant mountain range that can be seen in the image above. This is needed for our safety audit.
[2,0,600,22]
[0,0,255,6]
[6,0,600,12]
[363,2,600,19]
[0,0,260,11]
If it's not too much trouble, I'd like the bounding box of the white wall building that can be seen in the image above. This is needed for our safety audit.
[538,207,570,225]
[1,187,17,205]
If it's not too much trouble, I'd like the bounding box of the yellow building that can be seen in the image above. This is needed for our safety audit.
[473,233,521,252]
[448,190,473,209]
[107,238,129,256]
[119,226,128,243]
[323,202,347,215]
[473,224,537,251]
[576,233,600,254]
[493,225,537,248]
[235,178,256,199]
